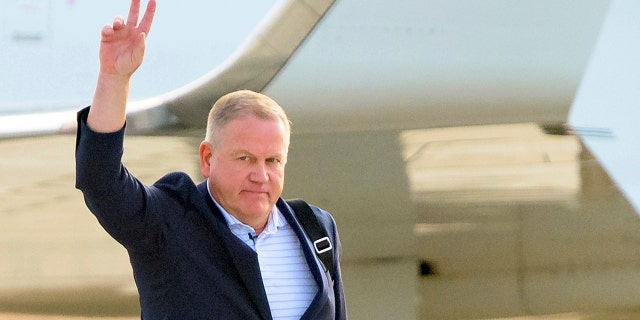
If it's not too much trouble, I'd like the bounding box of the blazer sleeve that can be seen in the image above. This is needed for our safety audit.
[75,106,164,252]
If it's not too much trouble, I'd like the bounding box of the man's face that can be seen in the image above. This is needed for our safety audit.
[199,116,288,228]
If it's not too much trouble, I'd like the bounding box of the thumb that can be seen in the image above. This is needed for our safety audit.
[131,32,148,65]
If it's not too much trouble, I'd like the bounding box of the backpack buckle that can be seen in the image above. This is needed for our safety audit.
[314,237,333,254]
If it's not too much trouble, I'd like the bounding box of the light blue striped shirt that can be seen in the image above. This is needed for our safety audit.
[207,184,318,319]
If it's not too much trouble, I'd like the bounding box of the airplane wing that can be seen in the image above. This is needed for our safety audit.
[128,0,336,133]
[568,0,640,213]
[0,0,336,138]
[0,110,78,138]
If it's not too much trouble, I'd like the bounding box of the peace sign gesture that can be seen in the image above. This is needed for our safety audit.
[88,0,156,133]
[99,0,157,77]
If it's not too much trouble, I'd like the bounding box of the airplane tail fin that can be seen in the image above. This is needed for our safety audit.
[569,0,640,213]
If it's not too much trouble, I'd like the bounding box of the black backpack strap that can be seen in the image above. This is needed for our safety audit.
[286,199,334,276]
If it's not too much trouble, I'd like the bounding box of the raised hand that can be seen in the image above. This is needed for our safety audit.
[88,0,157,132]
[99,0,156,77]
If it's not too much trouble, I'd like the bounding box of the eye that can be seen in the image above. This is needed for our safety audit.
[238,156,250,161]
[266,158,281,164]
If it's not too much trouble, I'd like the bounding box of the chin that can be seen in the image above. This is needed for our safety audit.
[242,203,271,216]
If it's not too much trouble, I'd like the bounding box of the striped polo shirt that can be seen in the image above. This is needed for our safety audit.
[207,186,318,319]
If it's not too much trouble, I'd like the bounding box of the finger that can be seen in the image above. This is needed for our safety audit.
[101,24,114,37]
[126,0,141,26]
[138,0,157,35]
[112,16,125,31]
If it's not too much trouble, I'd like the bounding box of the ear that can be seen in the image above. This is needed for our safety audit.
[199,141,212,178]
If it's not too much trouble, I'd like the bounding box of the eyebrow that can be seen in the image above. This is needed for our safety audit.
[230,149,285,159]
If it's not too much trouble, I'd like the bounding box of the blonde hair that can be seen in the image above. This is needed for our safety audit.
[204,90,291,146]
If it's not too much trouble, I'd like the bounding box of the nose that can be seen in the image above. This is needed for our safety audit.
[249,162,269,183]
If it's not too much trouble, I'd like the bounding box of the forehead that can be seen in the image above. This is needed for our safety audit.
[218,116,289,152]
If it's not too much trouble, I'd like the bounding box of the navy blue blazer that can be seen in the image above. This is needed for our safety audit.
[75,108,346,319]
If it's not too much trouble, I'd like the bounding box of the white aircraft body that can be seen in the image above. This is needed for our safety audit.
[4,0,640,319]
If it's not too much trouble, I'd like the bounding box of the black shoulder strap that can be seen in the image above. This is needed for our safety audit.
[286,199,334,276]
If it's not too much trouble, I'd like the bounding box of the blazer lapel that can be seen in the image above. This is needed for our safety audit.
[197,182,273,320]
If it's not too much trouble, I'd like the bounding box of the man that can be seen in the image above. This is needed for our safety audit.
[75,0,346,318]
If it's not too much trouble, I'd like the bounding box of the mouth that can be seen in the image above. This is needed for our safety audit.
[241,190,269,197]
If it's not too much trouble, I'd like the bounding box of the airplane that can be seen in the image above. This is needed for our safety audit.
[2,0,640,319]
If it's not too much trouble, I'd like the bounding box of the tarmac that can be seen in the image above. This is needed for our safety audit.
[0,134,199,319]
[0,315,135,320]
[3,134,640,319]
